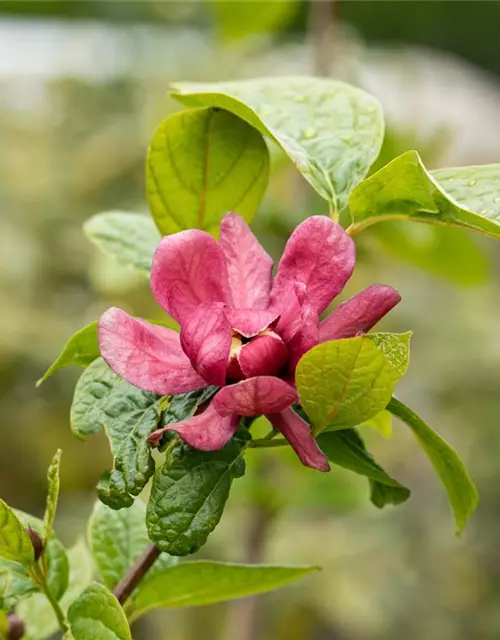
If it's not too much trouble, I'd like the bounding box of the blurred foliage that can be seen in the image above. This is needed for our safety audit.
[1,2,500,639]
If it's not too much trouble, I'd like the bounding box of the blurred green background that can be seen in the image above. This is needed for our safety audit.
[2,1,500,638]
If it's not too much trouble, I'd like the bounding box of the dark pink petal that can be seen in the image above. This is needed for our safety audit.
[271,216,355,315]
[151,230,232,324]
[219,212,273,309]
[287,288,319,373]
[320,285,401,342]
[227,308,279,338]
[239,332,289,379]
[159,401,239,451]
[272,283,304,344]
[267,408,330,472]
[213,376,297,417]
[98,308,207,395]
[180,303,232,386]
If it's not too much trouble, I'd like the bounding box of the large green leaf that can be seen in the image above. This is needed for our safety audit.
[317,429,410,507]
[146,433,249,556]
[387,397,478,533]
[367,331,412,379]
[0,561,37,610]
[68,583,131,640]
[130,561,317,620]
[88,500,175,591]
[43,450,61,545]
[0,502,33,566]
[84,211,161,273]
[171,77,384,211]
[348,150,500,239]
[146,107,270,235]
[37,322,99,386]
[70,358,161,509]
[296,336,403,433]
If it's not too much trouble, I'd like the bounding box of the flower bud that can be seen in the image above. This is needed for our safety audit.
[25,527,44,562]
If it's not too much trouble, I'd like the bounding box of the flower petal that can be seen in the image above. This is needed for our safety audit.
[267,408,330,472]
[320,285,401,342]
[213,376,297,417]
[151,230,232,324]
[272,283,304,344]
[271,216,355,315]
[220,212,273,309]
[286,286,319,373]
[157,401,239,451]
[180,303,232,386]
[98,308,207,395]
[227,308,279,338]
[238,332,289,379]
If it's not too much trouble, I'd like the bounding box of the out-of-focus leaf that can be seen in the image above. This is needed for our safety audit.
[37,322,99,386]
[43,450,61,544]
[371,222,490,287]
[70,358,160,509]
[387,397,478,532]
[146,107,269,235]
[296,336,406,433]
[348,150,500,239]
[0,561,37,610]
[0,502,33,566]
[68,583,131,640]
[317,429,410,507]
[130,561,318,620]
[146,433,249,556]
[171,77,384,211]
[84,211,161,273]
[88,499,176,591]
[210,0,300,40]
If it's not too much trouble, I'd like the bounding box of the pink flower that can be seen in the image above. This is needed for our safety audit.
[99,213,400,471]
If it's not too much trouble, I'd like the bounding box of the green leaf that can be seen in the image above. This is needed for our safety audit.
[0,561,37,610]
[68,583,131,640]
[387,396,478,533]
[130,561,318,620]
[348,150,500,239]
[362,410,392,439]
[146,107,270,235]
[88,499,175,591]
[0,611,7,636]
[146,433,249,556]
[70,358,161,509]
[83,211,161,273]
[17,539,94,640]
[317,429,410,507]
[367,331,412,379]
[210,0,300,41]
[43,450,61,545]
[296,336,401,433]
[0,502,33,566]
[171,77,384,211]
[37,322,99,386]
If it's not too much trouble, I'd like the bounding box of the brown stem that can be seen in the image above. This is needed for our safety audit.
[309,0,337,77]
[6,614,25,640]
[113,544,161,606]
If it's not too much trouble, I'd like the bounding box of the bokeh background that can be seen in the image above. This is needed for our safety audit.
[2,2,500,638]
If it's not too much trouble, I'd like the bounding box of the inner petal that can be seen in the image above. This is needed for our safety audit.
[227,329,288,381]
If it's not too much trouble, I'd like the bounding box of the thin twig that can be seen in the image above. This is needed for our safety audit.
[114,544,162,606]
[309,0,337,77]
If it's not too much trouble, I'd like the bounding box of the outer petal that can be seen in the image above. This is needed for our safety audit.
[98,308,207,395]
[180,303,232,386]
[213,376,297,417]
[151,230,232,324]
[272,283,303,344]
[151,401,239,451]
[219,212,273,309]
[286,286,319,373]
[267,408,330,472]
[320,285,401,342]
[227,308,279,338]
[271,216,355,315]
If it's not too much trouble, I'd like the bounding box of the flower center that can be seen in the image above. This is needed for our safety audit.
[227,328,288,381]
